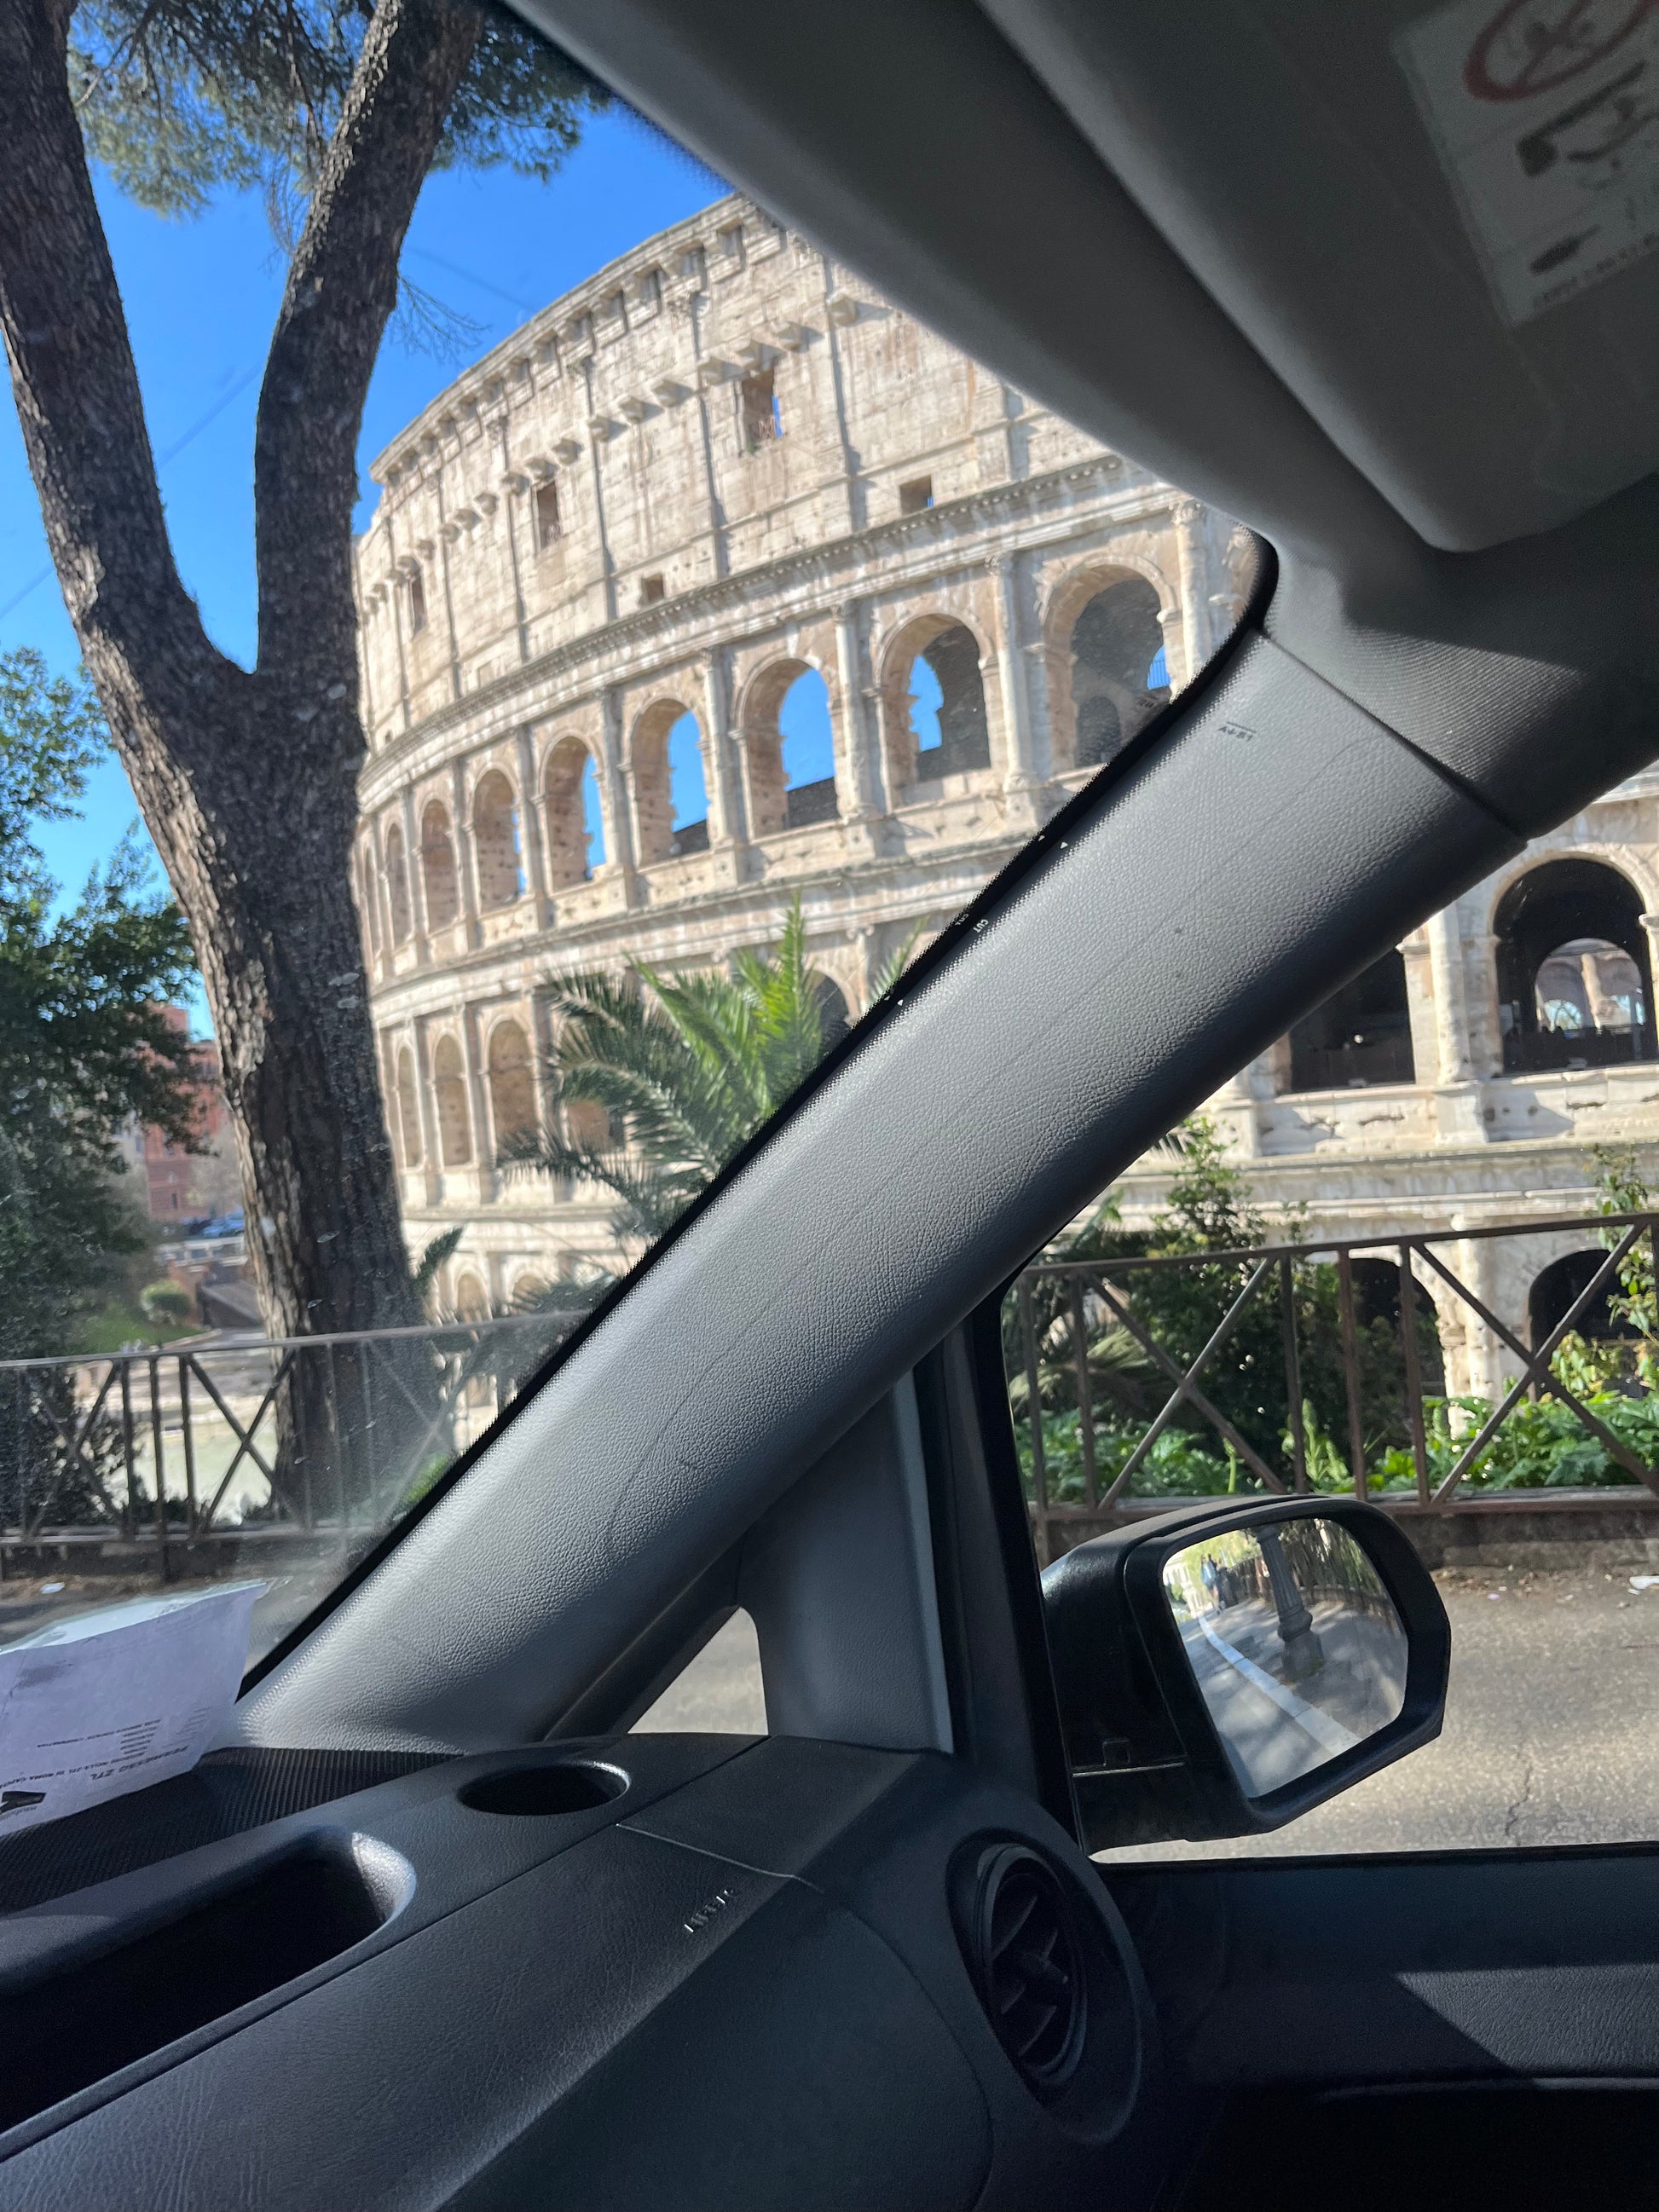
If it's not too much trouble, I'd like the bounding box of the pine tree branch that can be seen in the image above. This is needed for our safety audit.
[0,0,223,707]
[255,0,483,689]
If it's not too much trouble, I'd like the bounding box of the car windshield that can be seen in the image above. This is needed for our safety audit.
[0,8,1248,1660]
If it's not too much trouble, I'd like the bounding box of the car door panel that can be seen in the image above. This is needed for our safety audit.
[1112,1850,1659,2091]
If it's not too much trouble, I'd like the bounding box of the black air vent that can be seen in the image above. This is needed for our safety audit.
[959,1844,1087,2096]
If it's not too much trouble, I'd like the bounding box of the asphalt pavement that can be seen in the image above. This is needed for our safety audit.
[1102,1566,1659,1862]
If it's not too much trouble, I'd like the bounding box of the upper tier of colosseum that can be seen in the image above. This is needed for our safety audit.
[351,193,1233,757]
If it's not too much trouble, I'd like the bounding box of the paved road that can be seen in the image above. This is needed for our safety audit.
[1104,1566,1659,1861]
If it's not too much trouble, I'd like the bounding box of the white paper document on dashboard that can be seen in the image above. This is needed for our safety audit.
[0,1581,263,1834]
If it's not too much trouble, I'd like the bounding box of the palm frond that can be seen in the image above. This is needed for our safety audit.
[523,896,842,1244]
[413,1225,465,1306]
[868,921,925,1006]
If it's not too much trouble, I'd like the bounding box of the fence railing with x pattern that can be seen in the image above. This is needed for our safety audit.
[1007,1210,1659,1563]
[0,1310,575,1574]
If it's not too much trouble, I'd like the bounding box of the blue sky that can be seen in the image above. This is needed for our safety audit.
[0,107,724,1030]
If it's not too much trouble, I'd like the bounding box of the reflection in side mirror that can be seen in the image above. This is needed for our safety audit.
[1041,1499,1450,1850]
[1163,1522,1408,1799]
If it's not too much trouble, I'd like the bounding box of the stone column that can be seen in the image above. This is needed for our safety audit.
[834,602,883,858]
[1401,929,1436,1085]
[1639,913,1659,1041]
[1448,1219,1508,1404]
[451,760,481,949]
[363,828,393,981]
[412,1019,442,1206]
[462,1002,492,1202]
[700,648,749,882]
[1465,929,1506,1078]
[399,784,430,962]
[1213,1055,1274,1158]
[598,686,640,902]
[1172,498,1212,685]
[383,517,413,740]
[1427,905,1474,1085]
[514,727,551,919]
[1156,604,1188,697]
[992,554,1042,833]
[425,500,461,707]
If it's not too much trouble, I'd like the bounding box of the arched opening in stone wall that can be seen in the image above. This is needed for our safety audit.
[743,661,840,835]
[1495,858,1655,1073]
[432,1034,472,1166]
[452,1270,489,1322]
[421,802,459,929]
[580,755,605,872]
[511,1273,551,1312]
[1347,1256,1447,1401]
[1286,950,1415,1091]
[384,821,412,943]
[472,770,523,910]
[812,973,852,1048]
[1529,1250,1638,1346]
[395,1047,422,1170]
[899,621,990,784]
[633,703,708,863]
[1068,576,1170,768]
[487,1019,538,1154]
[543,736,604,888]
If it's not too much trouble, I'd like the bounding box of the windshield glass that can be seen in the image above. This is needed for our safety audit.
[0,7,1247,1659]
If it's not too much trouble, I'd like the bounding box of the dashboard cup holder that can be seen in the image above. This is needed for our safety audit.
[458,1762,627,1817]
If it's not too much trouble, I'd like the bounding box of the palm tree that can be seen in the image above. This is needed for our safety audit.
[501,900,916,1243]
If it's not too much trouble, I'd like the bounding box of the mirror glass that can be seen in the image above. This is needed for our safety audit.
[1163,1519,1408,1799]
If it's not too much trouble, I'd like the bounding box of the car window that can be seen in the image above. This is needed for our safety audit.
[1009,842,1659,1855]
[0,12,1248,1660]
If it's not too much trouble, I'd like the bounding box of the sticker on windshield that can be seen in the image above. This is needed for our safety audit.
[1398,0,1659,323]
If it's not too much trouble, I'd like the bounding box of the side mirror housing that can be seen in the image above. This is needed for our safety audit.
[1042,1498,1449,1851]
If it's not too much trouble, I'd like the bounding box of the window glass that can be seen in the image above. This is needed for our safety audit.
[1010,858,1659,1855]
[0,11,1247,1661]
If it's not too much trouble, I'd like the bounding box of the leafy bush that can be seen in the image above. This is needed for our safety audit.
[139,1279,194,1328]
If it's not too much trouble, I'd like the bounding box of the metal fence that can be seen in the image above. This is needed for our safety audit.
[1008,1210,1659,1563]
[0,1311,573,1576]
[11,1211,1659,1587]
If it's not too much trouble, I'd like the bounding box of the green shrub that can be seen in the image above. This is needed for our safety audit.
[138,1279,193,1328]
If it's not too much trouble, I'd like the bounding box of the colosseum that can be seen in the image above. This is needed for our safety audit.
[353,193,1659,1399]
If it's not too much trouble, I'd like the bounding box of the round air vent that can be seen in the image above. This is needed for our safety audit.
[959,1843,1088,2097]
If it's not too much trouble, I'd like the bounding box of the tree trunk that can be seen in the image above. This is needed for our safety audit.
[0,0,483,1506]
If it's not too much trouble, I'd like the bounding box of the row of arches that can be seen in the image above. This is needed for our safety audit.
[360,571,1172,949]
[367,771,530,954]
[390,1020,539,1173]
[1307,1247,1637,1377]
[390,964,858,1178]
[1286,858,1656,1093]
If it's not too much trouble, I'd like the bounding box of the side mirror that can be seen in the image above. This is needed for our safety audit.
[1042,1499,1449,1851]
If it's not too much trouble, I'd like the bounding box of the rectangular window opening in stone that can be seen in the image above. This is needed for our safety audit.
[742,367,782,450]
[406,566,427,633]
[534,477,561,546]
[639,573,666,607]
[899,475,934,515]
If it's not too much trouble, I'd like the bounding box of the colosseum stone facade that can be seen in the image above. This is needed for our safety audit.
[353,193,1659,1399]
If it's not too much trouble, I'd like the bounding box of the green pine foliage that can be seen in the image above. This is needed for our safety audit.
[68,1,609,221]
